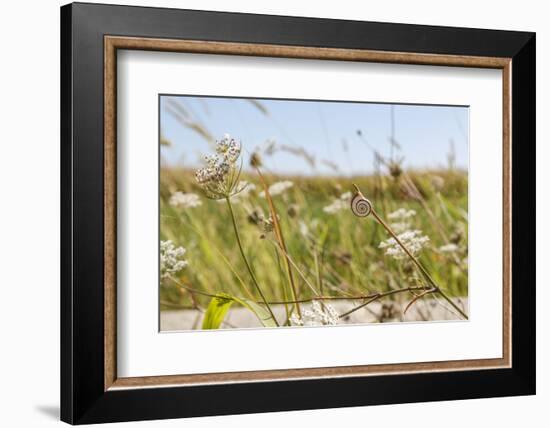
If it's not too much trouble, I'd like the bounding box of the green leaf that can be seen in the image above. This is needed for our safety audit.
[202,294,234,330]
[202,293,277,329]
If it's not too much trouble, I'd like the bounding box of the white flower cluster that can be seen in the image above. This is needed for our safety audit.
[216,134,242,161]
[160,240,187,278]
[379,230,430,260]
[387,208,417,233]
[439,243,459,253]
[290,301,339,327]
[388,208,416,220]
[261,180,294,197]
[195,153,231,185]
[195,134,242,198]
[323,191,352,214]
[169,192,202,209]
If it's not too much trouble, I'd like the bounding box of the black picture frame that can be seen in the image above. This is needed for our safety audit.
[61,2,535,424]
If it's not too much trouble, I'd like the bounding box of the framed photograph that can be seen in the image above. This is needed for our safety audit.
[61,2,535,424]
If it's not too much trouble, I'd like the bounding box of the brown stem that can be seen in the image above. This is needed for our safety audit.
[168,277,426,308]
[255,168,301,317]
[338,286,427,318]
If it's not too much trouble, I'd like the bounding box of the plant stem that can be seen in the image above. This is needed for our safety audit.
[260,286,427,306]
[273,247,291,322]
[338,286,436,318]
[167,276,218,299]
[225,197,279,326]
[174,210,256,300]
[255,168,302,317]
[169,278,427,307]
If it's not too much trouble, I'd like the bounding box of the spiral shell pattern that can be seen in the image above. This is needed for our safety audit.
[350,193,372,217]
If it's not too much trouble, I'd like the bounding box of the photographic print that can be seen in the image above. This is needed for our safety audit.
[159,95,469,331]
[62,7,534,421]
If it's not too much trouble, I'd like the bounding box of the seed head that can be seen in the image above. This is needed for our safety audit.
[249,151,263,168]
[195,134,243,199]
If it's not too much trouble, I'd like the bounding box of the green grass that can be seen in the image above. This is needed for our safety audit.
[160,167,468,315]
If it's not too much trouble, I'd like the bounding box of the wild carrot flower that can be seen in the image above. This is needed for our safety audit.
[196,136,279,325]
[439,243,459,253]
[388,222,410,234]
[160,240,187,278]
[388,208,416,220]
[379,230,430,260]
[195,134,242,199]
[340,191,352,200]
[323,191,353,214]
[290,301,339,326]
[169,192,202,208]
[387,208,416,233]
[323,199,347,214]
[261,180,293,197]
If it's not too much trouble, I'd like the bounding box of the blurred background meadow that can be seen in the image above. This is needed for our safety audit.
[159,95,469,330]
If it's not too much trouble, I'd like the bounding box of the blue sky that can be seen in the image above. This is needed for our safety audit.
[160,95,468,176]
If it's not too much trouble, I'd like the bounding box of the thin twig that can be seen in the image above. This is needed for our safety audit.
[168,276,425,307]
[256,168,302,317]
[403,288,437,314]
[338,286,434,319]
[265,286,426,306]
[167,276,217,299]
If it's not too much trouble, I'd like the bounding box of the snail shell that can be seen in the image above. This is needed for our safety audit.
[351,193,372,217]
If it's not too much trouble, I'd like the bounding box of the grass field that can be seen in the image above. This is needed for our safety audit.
[159,158,468,329]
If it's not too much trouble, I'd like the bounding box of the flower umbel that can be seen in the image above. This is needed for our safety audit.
[261,180,293,197]
[290,301,339,326]
[160,240,187,279]
[439,243,459,253]
[169,192,202,209]
[387,208,416,220]
[323,191,353,214]
[387,208,416,233]
[379,230,430,260]
[195,134,243,199]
